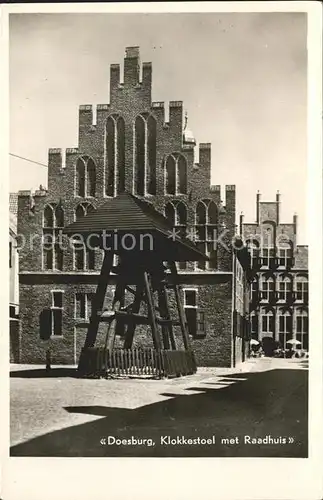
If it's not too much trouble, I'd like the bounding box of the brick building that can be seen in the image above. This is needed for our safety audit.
[17,46,251,368]
[241,191,308,352]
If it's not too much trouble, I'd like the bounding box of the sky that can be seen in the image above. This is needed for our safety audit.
[9,12,307,243]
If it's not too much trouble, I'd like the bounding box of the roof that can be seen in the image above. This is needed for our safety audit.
[64,192,208,262]
[9,193,18,215]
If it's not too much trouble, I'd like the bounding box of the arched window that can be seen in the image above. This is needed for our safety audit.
[135,115,145,196]
[165,154,187,195]
[75,202,94,221]
[55,205,64,227]
[295,308,308,350]
[166,156,176,195]
[208,201,218,225]
[277,275,292,302]
[105,114,125,197]
[87,158,96,197]
[76,158,86,197]
[147,115,157,195]
[44,205,54,228]
[133,113,157,196]
[177,155,187,194]
[165,202,176,226]
[196,201,207,225]
[76,156,96,198]
[195,199,219,271]
[117,116,125,193]
[106,116,115,197]
[43,203,64,271]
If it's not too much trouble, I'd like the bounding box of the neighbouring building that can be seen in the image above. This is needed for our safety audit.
[241,191,308,352]
[10,193,20,362]
[17,46,251,368]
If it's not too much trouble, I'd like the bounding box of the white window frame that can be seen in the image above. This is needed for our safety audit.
[183,288,198,308]
[50,290,64,337]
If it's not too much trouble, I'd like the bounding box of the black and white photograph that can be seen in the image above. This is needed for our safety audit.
[1,2,322,499]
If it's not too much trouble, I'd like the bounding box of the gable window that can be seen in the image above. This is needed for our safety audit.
[277,243,293,268]
[165,153,187,195]
[76,156,96,197]
[134,113,157,196]
[105,114,125,197]
[42,204,64,271]
[195,200,218,271]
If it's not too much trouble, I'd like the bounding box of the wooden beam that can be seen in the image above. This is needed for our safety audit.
[83,251,114,350]
[123,284,144,349]
[143,271,161,350]
[169,261,191,351]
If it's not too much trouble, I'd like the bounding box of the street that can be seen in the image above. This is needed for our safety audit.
[10,357,308,457]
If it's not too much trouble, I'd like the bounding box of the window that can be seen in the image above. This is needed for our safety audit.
[75,293,95,321]
[42,204,65,271]
[277,244,292,268]
[195,200,218,271]
[184,289,197,307]
[165,153,187,195]
[184,289,199,336]
[277,277,292,302]
[295,279,308,303]
[135,114,157,195]
[261,248,275,268]
[261,309,274,334]
[246,239,260,268]
[74,244,95,271]
[165,200,187,238]
[251,279,258,302]
[260,277,275,302]
[75,202,94,221]
[197,310,206,335]
[105,114,125,196]
[278,309,292,349]
[76,156,96,197]
[51,291,63,336]
[296,309,308,350]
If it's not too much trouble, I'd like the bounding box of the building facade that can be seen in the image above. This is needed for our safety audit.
[241,192,308,351]
[17,46,250,368]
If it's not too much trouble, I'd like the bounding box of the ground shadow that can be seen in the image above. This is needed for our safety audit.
[10,368,308,458]
[10,367,79,378]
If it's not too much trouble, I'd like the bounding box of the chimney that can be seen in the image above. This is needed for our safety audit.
[276,190,281,224]
[293,212,297,245]
[256,191,261,224]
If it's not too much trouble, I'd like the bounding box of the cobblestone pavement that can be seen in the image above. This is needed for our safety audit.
[10,357,308,457]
